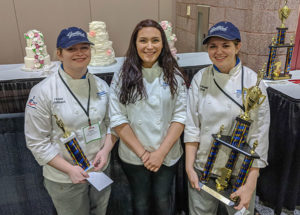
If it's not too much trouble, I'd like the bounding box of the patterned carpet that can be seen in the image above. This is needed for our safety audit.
[255,196,300,215]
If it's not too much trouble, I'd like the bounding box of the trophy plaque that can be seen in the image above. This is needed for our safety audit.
[54,115,92,171]
[198,68,266,206]
[265,0,294,80]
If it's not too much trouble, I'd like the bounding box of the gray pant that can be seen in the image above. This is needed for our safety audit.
[44,168,111,215]
[188,169,255,215]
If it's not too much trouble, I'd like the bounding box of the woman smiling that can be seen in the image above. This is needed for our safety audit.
[109,19,187,215]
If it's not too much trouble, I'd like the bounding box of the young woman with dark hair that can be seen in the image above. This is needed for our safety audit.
[109,19,187,215]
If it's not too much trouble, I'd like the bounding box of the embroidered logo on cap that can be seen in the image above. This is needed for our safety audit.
[210,26,228,34]
[67,31,85,39]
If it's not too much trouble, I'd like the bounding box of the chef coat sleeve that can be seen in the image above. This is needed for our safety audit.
[109,72,129,128]
[184,73,202,143]
[24,86,60,166]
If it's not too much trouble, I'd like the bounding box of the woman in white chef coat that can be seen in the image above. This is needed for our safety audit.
[109,19,187,215]
[184,21,270,215]
[24,27,116,215]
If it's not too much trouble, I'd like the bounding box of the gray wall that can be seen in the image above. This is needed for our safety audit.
[0,0,175,64]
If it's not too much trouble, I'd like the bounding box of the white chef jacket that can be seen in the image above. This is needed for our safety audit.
[184,62,270,176]
[109,62,187,166]
[25,66,111,183]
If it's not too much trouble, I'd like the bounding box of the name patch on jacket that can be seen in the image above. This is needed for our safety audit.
[53,97,66,104]
[200,85,208,91]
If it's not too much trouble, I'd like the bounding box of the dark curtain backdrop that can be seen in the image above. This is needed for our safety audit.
[257,87,300,214]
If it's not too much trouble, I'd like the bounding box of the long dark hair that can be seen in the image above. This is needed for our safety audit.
[119,19,185,105]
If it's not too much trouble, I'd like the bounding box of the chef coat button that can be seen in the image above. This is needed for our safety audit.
[156,120,160,124]
[138,120,142,125]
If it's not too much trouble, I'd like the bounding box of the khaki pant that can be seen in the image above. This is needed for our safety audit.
[188,169,255,215]
[44,168,111,215]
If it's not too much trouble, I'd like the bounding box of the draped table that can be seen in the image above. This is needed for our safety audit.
[256,71,300,214]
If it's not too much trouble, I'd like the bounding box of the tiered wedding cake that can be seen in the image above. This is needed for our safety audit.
[88,21,116,66]
[159,21,177,59]
[24,30,51,70]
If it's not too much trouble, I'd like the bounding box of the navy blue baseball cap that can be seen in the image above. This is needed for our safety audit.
[203,21,241,45]
[56,27,94,48]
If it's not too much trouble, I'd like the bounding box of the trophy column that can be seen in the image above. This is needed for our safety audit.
[266,38,278,78]
[232,141,258,192]
[200,126,224,182]
[284,40,294,76]
[276,27,288,45]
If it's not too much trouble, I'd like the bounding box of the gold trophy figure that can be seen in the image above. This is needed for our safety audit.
[241,66,266,120]
[54,114,91,171]
[279,0,291,28]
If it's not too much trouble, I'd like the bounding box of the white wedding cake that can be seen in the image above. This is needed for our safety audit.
[159,21,178,59]
[24,30,51,70]
[88,21,116,66]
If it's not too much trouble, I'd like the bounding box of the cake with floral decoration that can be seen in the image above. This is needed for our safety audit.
[24,30,51,70]
[88,21,116,66]
[159,21,178,59]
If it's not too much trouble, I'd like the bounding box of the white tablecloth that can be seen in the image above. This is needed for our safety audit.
[263,70,300,99]
[0,52,212,81]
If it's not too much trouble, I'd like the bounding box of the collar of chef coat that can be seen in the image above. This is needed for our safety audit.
[212,60,242,78]
[142,61,163,83]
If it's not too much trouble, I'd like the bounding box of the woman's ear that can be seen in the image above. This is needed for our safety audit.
[236,42,242,54]
[56,49,63,61]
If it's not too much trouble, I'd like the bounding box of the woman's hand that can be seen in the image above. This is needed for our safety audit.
[230,184,254,210]
[67,165,89,184]
[144,150,165,172]
[230,167,259,210]
[186,168,200,191]
[92,149,109,172]
[140,150,150,163]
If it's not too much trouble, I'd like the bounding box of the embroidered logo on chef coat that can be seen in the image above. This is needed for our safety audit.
[200,85,208,91]
[53,97,66,104]
[97,91,107,99]
[27,96,37,109]
[235,89,246,99]
[162,82,169,89]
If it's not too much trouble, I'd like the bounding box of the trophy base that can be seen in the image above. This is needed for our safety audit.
[273,73,292,80]
[213,135,260,158]
[199,181,237,207]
